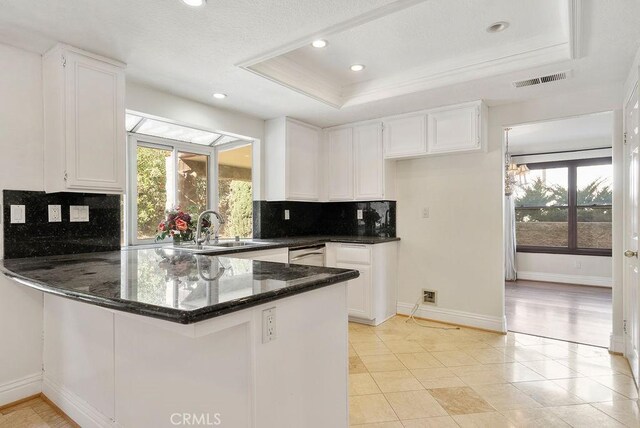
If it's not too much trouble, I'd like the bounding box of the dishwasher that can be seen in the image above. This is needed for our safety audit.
[288,245,325,266]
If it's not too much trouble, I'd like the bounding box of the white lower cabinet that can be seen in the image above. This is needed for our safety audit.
[326,242,398,325]
[226,248,289,263]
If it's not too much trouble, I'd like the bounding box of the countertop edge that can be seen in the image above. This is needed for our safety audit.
[0,263,360,325]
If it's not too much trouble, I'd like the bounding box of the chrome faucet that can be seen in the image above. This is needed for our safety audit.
[196,210,225,245]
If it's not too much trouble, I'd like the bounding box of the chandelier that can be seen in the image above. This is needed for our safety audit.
[504,127,529,196]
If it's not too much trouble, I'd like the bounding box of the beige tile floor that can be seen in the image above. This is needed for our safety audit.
[349,316,640,427]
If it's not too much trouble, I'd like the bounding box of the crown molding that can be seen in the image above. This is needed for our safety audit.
[568,0,583,59]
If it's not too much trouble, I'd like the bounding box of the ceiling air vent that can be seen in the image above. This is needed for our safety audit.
[513,70,571,88]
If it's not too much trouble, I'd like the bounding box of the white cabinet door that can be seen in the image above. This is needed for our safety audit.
[64,50,125,192]
[287,120,320,200]
[354,123,383,200]
[327,127,354,200]
[382,114,427,159]
[228,248,289,263]
[427,105,479,154]
[337,263,372,320]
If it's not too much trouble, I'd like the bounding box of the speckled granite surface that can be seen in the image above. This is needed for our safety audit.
[3,190,121,259]
[0,248,359,324]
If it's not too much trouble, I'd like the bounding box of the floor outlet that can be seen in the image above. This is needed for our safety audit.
[422,289,437,305]
[262,307,276,343]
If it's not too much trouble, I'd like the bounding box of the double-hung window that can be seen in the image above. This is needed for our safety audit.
[125,114,254,244]
[514,157,612,256]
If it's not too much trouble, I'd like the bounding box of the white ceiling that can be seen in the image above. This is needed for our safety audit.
[248,0,570,108]
[0,0,638,128]
[509,111,613,155]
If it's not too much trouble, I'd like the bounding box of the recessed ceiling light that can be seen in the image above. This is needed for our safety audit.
[350,64,365,72]
[311,39,328,48]
[213,93,227,99]
[487,21,509,33]
[181,0,206,6]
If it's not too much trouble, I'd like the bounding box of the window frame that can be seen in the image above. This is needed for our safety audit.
[515,156,612,257]
[126,134,254,246]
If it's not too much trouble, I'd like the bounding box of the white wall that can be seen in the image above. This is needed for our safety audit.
[0,44,269,405]
[396,83,624,333]
[516,253,612,287]
[0,42,44,405]
[126,81,266,200]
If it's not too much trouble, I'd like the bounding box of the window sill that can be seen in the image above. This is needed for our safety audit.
[516,247,612,257]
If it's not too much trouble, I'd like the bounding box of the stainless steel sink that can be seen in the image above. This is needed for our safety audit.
[212,241,262,248]
[175,241,268,254]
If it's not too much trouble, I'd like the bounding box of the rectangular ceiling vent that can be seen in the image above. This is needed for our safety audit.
[513,70,572,88]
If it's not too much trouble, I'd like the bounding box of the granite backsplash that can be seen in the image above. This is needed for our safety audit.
[253,200,396,239]
[3,190,121,259]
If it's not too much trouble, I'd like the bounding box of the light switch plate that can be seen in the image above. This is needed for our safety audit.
[48,205,62,222]
[357,209,363,220]
[10,205,25,224]
[70,205,89,222]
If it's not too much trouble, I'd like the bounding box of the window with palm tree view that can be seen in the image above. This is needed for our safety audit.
[514,158,612,255]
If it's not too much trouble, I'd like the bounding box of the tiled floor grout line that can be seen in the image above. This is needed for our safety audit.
[349,317,637,427]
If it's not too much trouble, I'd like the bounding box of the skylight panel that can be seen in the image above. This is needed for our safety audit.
[125,114,143,131]
[135,118,221,145]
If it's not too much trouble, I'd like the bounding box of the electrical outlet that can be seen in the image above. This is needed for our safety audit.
[574,261,582,269]
[10,205,25,224]
[262,307,276,343]
[48,205,62,222]
[422,289,437,305]
[357,209,363,220]
[70,205,89,222]
[284,209,290,220]
[422,207,430,219]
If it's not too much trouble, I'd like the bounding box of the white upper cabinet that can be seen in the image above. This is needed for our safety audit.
[353,123,384,200]
[43,44,126,194]
[382,101,487,159]
[325,122,393,201]
[265,117,320,201]
[427,101,484,154]
[382,114,427,159]
[327,127,354,200]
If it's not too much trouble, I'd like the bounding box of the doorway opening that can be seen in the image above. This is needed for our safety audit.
[504,111,614,348]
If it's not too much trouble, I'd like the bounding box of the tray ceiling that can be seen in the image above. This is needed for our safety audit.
[241,0,576,108]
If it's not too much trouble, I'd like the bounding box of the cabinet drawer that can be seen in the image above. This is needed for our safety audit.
[335,245,371,264]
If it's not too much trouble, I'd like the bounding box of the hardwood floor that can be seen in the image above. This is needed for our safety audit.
[0,395,77,428]
[506,280,612,348]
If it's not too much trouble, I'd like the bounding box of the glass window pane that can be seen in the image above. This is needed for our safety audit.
[136,118,221,145]
[217,145,253,239]
[577,206,612,249]
[126,114,143,131]
[577,164,613,205]
[514,167,568,207]
[177,152,208,215]
[516,207,568,247]
[137,146,172,240]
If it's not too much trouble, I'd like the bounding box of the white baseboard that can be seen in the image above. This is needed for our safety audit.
[610,334,625,354]
[517,271,612,287]
[397,302,507,333]
[0,372,42,407]
[42,377,113,428]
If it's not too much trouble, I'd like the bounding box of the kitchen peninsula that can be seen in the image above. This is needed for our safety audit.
[1,247,359,428]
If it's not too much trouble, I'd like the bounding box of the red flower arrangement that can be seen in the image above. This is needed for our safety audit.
[155,208,210,243]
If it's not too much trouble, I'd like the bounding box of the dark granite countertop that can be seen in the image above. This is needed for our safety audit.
[132,235,400,256]
[0,248,359,324]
